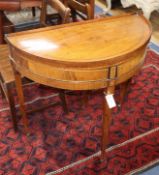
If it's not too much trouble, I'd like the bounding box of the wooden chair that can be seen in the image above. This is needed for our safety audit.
[0,45,17,130]
[65,0,95,21]
[0,44,68,131]
[0,0,42,44]
[40,0,71,26]
[0,0,71,132]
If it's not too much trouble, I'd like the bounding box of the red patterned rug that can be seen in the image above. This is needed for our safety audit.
[0,49,159,175]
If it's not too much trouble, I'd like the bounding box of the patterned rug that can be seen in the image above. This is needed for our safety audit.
[0,48,159,175]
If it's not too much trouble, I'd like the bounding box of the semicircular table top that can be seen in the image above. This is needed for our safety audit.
[6,14,151,67]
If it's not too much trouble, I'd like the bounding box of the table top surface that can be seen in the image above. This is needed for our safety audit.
[6,14,151,67]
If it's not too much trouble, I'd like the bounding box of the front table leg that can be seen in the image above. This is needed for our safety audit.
[12,67,29,134]
[101,88,114,160]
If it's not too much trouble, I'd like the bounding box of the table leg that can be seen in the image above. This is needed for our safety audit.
[119,79,131,105]
[59,90,68,114]
[101,88,113,160]
[12,66,29,134]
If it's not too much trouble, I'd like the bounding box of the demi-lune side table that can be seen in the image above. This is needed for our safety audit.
[6,14,151,159]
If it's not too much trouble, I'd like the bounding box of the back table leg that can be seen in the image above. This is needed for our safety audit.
[119,79,131,105]
[59,90,68,114]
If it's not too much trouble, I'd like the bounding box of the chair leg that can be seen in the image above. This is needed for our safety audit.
[13,68,29,134]
[59,90,68,114]
[71,9,77,22]
[0,84,5,98]
[32,7,36,17]
[6,83,18,131]
[0,11,4,44]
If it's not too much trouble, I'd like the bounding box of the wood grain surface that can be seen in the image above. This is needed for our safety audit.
[6,14,151,90]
